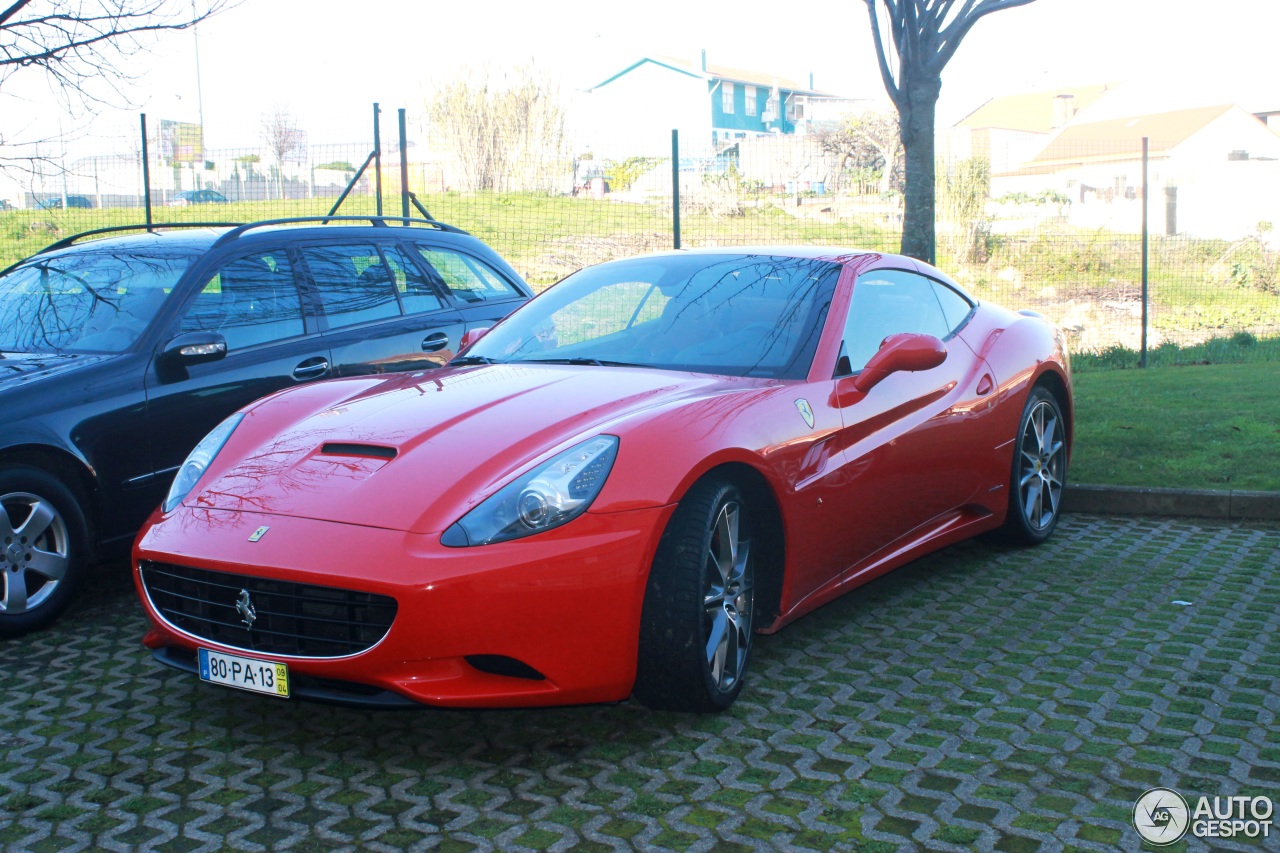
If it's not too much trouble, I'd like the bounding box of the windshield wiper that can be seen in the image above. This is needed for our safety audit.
[449,355,503,366]
[516,357,650,368]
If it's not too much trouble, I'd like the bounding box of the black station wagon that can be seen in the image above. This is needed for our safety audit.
[0,216,532,635]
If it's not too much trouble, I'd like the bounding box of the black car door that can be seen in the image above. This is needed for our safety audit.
[140,246,330,521]
[298,240,468,375]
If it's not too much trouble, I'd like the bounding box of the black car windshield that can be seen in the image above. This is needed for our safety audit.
[469,254,840,379]
[0,249,197,353]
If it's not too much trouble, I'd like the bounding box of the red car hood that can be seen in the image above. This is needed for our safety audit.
[190,363,758,533]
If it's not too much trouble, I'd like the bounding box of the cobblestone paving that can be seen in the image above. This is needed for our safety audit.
[2,514,1278,852]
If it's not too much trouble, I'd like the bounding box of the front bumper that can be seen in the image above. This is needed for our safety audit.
[133,503,674,708]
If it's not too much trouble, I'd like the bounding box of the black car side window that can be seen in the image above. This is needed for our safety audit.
[382,244,444,316]
[416,246,521,303]
[302,243,403,329]
[179,249,306,350]
[837,270,952,375]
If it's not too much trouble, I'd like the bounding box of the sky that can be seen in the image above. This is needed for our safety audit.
[5,0,1278,158]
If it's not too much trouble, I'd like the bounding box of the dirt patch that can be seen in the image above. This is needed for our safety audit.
[521,233,674,289]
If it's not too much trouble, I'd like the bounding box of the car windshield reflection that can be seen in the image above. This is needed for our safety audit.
[0,250,197,353]
[470,254,840,380]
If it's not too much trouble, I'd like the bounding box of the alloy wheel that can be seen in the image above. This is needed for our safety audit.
[1017,400,1066,532]
[701,501,754,694]
[0,491,71,614]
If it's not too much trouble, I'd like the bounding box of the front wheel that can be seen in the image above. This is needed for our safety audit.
[0,467,90,637]
[635,478,756,712]
[999,386,1067,545]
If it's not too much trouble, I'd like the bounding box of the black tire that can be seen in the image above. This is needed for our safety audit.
[0,467,91,638]
[634,478,756,712]
[999,386,1067,545]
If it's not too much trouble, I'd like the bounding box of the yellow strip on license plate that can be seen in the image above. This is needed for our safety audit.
[198,648,289,698]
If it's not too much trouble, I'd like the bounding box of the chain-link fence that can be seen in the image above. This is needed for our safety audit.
[3,121,1278,361]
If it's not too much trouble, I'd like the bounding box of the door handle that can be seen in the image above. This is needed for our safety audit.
[976,373,994,396]
[421,332,450,353]
[293,357,330,380]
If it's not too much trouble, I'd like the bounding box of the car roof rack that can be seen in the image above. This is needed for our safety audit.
[32,222,245,256]
[210,215,470,248]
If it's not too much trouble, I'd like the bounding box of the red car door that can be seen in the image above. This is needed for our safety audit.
[823,268,998,582]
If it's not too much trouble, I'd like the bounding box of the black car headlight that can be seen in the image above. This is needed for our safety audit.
[441,435,619,547]
[162,412,244,512]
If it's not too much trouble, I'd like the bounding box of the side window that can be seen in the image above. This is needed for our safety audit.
[932,280,973,331]
[302,243,401,329]
[382,244,443,316]
[417,246,521,303]
[179,249,305,350]
[838,270,951,374]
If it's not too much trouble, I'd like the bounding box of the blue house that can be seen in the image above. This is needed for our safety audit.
[582,52,848,157]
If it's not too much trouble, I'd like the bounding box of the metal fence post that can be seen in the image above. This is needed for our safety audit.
[398,108,409,222]
[1141,136,1149,368]
[140,113,153,229]
[671,129,680,250]
[373,103,383,216]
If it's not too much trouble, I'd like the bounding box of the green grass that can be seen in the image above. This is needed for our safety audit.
[1072,331,1280,371]
[1070,360,1280,491]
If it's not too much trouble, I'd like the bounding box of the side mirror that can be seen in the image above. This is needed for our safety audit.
[851,332,947,394]
[458,326,492,352]
[161,331,228,368]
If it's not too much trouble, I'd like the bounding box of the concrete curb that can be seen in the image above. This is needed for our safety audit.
[1065,483,1280,521]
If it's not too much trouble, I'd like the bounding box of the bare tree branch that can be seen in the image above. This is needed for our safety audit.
[934,0,1036,70]
[0,1,32,29]
[863,0,902,106]
[0,0,235,115]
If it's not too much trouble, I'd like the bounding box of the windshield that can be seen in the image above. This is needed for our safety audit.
[0,249,197,353]
[469,254,840,379]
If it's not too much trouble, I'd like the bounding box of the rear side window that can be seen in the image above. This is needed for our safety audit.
[302,243,402,329]
[416,246,521,303]
[179,249,306,350]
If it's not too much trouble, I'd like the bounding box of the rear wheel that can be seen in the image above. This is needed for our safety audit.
[635,478,756,712]
[1000,386,1067,545]
[0,468,90,637]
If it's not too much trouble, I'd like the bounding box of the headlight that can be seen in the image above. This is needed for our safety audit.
[441,435,619,547]
[162,412,244,512]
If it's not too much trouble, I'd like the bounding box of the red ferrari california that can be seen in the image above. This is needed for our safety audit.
[134,248,1071,712]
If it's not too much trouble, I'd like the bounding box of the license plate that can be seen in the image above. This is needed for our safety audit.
[198,648,290,698]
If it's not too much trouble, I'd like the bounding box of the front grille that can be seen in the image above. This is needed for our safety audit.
[140,561,397,658]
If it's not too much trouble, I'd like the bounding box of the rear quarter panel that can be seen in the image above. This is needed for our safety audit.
[958,304,1074,472]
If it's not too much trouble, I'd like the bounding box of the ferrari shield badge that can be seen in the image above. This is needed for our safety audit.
[248,526,270,542]
[795,399,815,429]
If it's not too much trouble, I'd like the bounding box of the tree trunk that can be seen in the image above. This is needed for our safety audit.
[897,77,941,264]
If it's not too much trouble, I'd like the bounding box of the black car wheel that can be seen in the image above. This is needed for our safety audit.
[1000,386,1067,545]
[0,468,90,637]
[635,477,756,712]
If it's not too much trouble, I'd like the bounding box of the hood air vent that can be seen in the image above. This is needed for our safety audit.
[320,442,397,459]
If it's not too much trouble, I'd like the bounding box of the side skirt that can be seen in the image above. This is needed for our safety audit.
[759,504,998,634]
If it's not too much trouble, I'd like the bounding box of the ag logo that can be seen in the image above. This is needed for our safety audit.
[1133,787,1190,845]
[794,399,815,429]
